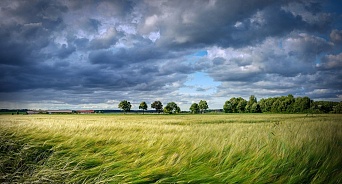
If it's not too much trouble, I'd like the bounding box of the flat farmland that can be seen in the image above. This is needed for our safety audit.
[0,114,341,183]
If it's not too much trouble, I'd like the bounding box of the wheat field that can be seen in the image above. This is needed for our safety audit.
[1,114,341,183]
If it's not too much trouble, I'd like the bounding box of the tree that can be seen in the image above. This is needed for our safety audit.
[246,95,257,113]
[163,102,180,114]
[175,106,181,113]
[271,98,281,113]
[314,101,336,113]
[139,101,148,114]
[151,101,163,113]
[223,100,233,113]
[198,100,208,113]
[118,100,131,113]
[229,97,238,113]
[236,97,247,113]
[292,97,311,113]
[258,98,266,112]
[259,97,276,113]
[333,102,342,113]
[285,94,295,113]
[190,103,199,114]
[163,104,173,114]
[250,102,261,113]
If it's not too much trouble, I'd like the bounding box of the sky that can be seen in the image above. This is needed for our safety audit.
[1,0,342,110]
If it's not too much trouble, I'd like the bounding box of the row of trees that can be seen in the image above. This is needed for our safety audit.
[118,100,183,114]
[119,100,209,114]
[190,100,209,114]
[118,95,342,114]
[224,94,342,114]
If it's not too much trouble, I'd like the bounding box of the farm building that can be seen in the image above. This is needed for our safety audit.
[47,110,73,114]
[26,110,49,114]
[27,110,42,114]
[26,110,95,114]
[75,110,95,114]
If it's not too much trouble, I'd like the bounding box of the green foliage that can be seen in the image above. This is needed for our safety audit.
[139,101,148,114]
[313,101,337,113]
[236,98,247,113]
[246,95,260,113]
[190,103,199,114]
[118,100,131,113]
[164,102,180,114]
[151,101,163,113]
[223,100,233,113]
[198,100,209,113]
[258,95,313,113]
[334,102,342,113]
[292,97,311,113]
[175,106,181,113]
[259,98,274,112]
[223,97,247,113]
[250,102,261,113]
[222,94,340,114]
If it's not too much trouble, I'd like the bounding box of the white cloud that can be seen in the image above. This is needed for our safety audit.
[318,53,342,69]
[330,29,342,43]
[147,31,160,42]
[89,27,117,49]
[139,14,159,34]
[281,2,331,25]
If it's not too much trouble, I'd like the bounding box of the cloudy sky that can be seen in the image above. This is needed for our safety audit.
[1,0,342,110]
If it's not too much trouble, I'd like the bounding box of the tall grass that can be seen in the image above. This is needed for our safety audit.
[1,114,341,183]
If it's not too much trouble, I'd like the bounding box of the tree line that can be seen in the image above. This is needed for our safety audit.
[118,100,208,114]
[118,94,342,114]
[225,94,342,113]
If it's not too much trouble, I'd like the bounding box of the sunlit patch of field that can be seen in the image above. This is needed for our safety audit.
[1,114,341,183]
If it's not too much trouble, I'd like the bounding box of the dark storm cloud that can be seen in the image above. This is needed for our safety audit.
[0,0,341,109]
[88,41,190,68]
[145,0,333,49]
[0,0,67,67]
[230,6,305,46]
[86,19,102,32]
[56,44,76,59]
[151,0,280,48]
[0,1,67,24]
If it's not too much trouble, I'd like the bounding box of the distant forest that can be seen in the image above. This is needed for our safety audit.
[223,94,342,114]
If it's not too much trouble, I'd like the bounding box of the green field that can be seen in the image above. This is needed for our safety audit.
[1,114,341,183]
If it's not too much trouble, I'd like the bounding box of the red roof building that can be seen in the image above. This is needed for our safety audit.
[75,110,95,114]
